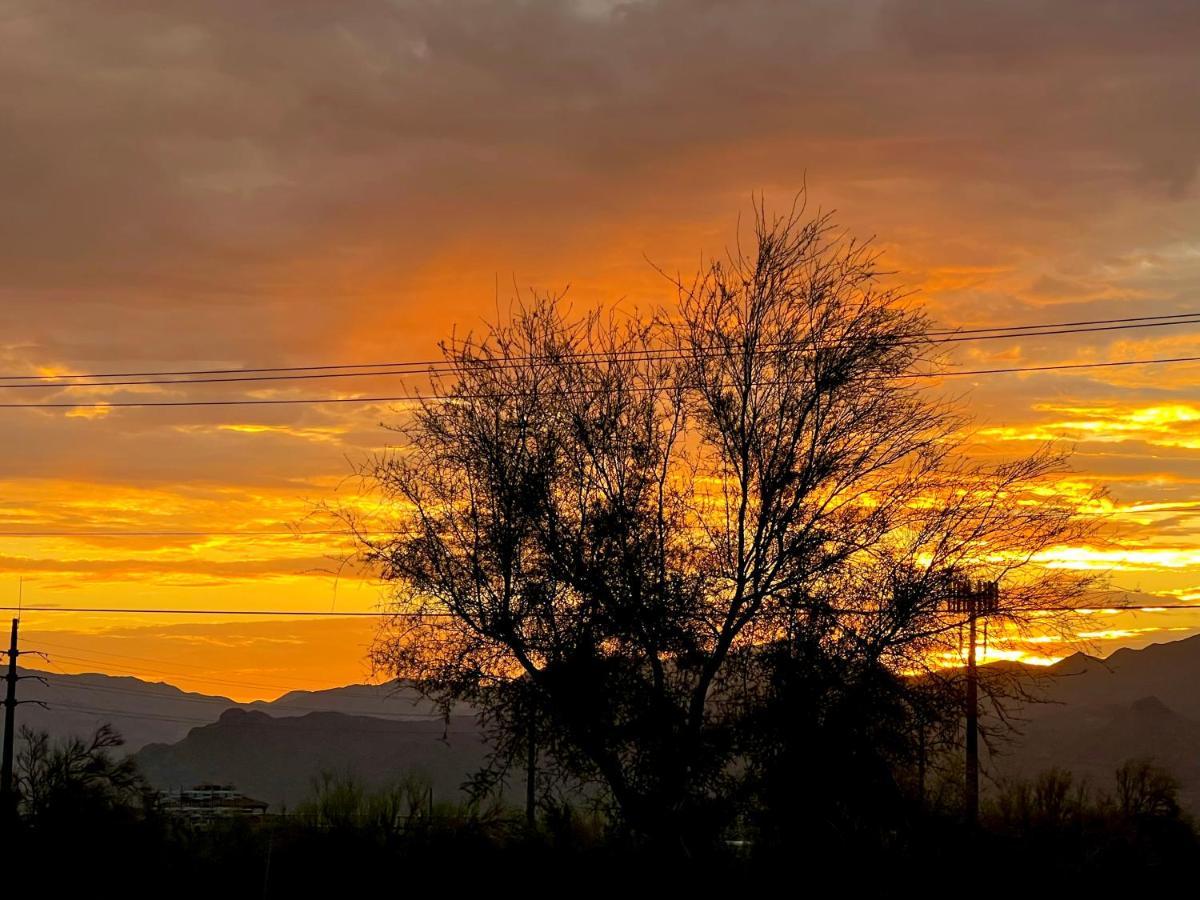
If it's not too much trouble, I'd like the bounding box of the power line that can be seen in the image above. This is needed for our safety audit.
[32,676,468,721]
[5,311,1199,383]
[41,701,245,725]
[31,655,468,722]
[0,530,374,538]
[0,606,436,617]
[34,640,359,690]
[4,603,1199,616]
[33,638,280,675]
[5,502,1200,539]
[0,361,420,382]
[0,394,413,409]
[6,314,1200,392]
[41,700,478,733]
[32,677,425,715]
[32,646,432,707]
[1035,604,1200,611]
[40,651,401,699]
[3,350,1200,410]
[35,641,202,669]
[38,655,311,696]
[926,354,1200,378]
[36,647,440,704]
[0,368,428,390]
[931,311,1200,333]
[10,503,1200,539]
[14,320,1200,388]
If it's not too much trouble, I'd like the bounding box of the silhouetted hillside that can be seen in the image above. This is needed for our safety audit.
[1038,635,1200,718]
[13,670,455,751]
[245,681,466,720]
[14,667,236,751]
[20,633,1200,813]
[994,693,1200,810]
[977,634,1200,810]
[134,708,488,810]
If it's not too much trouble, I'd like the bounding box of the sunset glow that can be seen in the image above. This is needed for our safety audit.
[2,0,1199,700]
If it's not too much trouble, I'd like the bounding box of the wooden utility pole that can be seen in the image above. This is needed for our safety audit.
[1,616,46,816]
[2,618,20,800]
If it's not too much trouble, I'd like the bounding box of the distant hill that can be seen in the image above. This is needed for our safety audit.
[992,693,1200,811]
[245,682,458,720]
[134,708,488,810]
[971,634,1200,809]
[13,668,455,752]
[13,668,237,751]
[17,633,1200,813]
[1037,635,1200,719]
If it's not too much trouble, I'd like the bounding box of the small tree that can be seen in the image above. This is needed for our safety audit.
[354,202,1095,848]
[16,724,145,827]
[1116,759,1181,819]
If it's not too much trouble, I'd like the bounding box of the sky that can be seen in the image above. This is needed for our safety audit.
[1,0,1200,699]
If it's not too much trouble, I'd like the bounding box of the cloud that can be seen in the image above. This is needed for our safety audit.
[1,1,1199,674]
[1,1,1196,303]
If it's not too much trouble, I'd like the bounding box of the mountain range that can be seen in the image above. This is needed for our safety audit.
[135,708,488,810]
[985,637,1200,810]
[13,633,1200,812]
[12,668,452,751]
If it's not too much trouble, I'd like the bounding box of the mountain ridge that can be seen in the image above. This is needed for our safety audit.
[133,707,489,811]
[12,668,453,751]
[15,631,1200,813]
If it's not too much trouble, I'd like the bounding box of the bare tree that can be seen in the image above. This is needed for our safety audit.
[1116,759,1182,819]
[16,724,145,825]
[353,202,1096,848]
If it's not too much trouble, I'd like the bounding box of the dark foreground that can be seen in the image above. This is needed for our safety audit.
[6,796,1198,896]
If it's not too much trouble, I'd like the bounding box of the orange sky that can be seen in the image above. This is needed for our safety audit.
[2,0,1199,700]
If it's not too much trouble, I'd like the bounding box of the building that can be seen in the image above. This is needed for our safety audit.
[157,783,268,824]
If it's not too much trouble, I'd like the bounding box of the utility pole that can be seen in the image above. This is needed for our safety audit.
[2,618,20,803]
[1,616,46,814]
[964,599,979,824]
[947,577,999,828]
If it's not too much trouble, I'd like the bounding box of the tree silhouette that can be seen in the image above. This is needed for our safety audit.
[353,201,1096,849]
[16,724,145,827]
[1116,759,1181,819]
